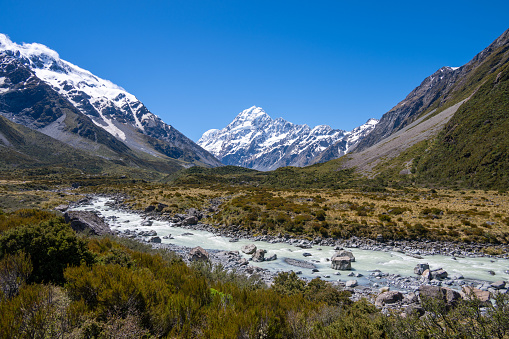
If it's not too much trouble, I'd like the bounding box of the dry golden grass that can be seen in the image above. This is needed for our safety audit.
[4,179,508,244]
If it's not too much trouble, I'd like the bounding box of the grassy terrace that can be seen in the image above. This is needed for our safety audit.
[3,176,509,246]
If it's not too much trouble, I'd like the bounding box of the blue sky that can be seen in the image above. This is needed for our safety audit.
[1,0,508,141]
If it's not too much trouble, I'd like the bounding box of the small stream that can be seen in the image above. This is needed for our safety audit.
[72,197,509,287]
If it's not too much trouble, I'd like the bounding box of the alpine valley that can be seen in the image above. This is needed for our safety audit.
[1,26,509,339]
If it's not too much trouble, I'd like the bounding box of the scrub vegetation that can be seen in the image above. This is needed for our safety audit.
[1,213,508,338]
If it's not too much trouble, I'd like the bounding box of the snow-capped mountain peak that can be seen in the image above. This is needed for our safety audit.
[198,107,378,170]
[0,33,221,167]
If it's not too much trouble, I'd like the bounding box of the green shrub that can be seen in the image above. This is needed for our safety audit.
[0,218,94,284]
[0,251,32,300]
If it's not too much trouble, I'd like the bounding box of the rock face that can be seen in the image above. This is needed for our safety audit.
[241,244,257,255]
[64,211,111,235]
[375,291,404,307]
[198,106,378,170]
[331,256,352,270]
[189,247,209,262]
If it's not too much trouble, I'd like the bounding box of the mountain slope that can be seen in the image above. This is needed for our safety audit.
[0,113,181,177]
[338,28,509,190]
[198,106,377,171]
[414,60,509,189]
[353,28,509,153]
[0,34,221,168]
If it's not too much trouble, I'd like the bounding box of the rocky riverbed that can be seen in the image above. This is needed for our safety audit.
[68,194,509,309]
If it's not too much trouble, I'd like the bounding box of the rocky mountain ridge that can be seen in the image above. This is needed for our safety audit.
[353,28,509,153]
[0,34,221,168]
[198,106,378,171]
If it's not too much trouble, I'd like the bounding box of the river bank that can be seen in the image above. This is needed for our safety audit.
[69,194,509,309]
[94,193,509,260]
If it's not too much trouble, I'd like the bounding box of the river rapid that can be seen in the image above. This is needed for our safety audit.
[72,197,509,291]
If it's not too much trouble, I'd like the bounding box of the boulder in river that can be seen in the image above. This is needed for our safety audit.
[140,220,153,226]
[149,236,161,243]
[331,256,352,270]
[414,263,430,275]
[265,254,277,261]
[189,246,209,262]
[431,268,448,280]
[252,249,267,262]
[284,258,316,269]
[139,230,157,237]
[241,244,257,255]
[64,211,112,235]
[332,250,355,262]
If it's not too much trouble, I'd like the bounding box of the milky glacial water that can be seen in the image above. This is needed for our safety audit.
[73,197,509,285]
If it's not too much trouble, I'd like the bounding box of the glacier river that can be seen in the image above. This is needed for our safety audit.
[72,197,509,286]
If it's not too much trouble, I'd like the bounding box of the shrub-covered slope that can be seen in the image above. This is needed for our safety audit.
[414,62,509,189]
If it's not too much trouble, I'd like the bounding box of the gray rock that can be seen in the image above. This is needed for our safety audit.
[265,254,277,261]
[332,250,356,262]
[346,280,358,288]
[490,281,506,289]
[149,236,161,243]
[238,258,249,266]
[284,258,316,269]
[189,246,209,262]
[139,230,157,237]
[140,220,153,226]
[403,292,418,304]
[414,263,430,275]
[303,252,312,257]
[375,291,403,307]
[431,268,448,280]
[419,285,461,305]
[183,216,199,225]
[331,256,352,270]
[241,244,257,255]
[64,210,112,235]
[252,249,267,262]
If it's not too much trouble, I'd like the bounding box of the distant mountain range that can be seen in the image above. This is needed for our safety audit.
[1,27,508,190]
[198,106,378,171]
[0,34,221,174]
